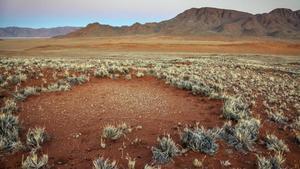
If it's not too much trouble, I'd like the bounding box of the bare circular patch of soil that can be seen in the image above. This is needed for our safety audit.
[1,77,264,169]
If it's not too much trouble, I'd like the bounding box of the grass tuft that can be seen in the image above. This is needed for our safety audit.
[151,135,180,164]
[181,125,220,155]
[256,152,285,169]
[22,152,48,169]
[1,99,18,114]
[265,134,289,152]
[0,113,22,153]
[221,118,260,151]
[26,127,49,150]
[93,157,118,169]
[102,123,131,141]
[223,96,250,121]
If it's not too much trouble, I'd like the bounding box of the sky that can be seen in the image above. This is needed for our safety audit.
[0,0,300,28]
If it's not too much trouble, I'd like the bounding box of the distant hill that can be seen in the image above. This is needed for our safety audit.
[0,26,81,37]
[61,7,300,39]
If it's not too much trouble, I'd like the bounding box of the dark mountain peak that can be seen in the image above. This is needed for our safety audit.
[269,8,294,16]
[179,7,252,17]
[86,22,102,27]
[132,22,142,26]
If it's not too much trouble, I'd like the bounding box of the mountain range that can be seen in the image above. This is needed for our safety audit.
[0,26,80,37]
[61,7,300,39]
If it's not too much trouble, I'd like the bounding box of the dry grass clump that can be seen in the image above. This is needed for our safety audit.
[192,156,206,168]
[265,134,289,152]
[151,135,180,164]
[125,74,132,80]
[221,118,260,151]
[181,125,220,155]
[14,86,40,101]
[267,111,288,124]
[136,72,145,78]
[102,123,131,140]
[1,99,18,114]
[22,152,48,169]
[45,80,71,92]
[0,113,22,154]
[65,75,89,85]
[191,82,214,97]
[8,73,27,85]
[295,131,300,144]
[144,164,161,169]
[26,127,49,150]
[256,152,285,169]
[223,96,250,121]
[93,157,118,169]
[94,68,109,78]
[292,116,300,130]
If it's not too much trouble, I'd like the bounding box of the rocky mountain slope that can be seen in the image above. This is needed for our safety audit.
[61,7,300,39]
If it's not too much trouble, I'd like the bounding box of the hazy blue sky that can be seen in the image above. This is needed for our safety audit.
[0,0,300,28]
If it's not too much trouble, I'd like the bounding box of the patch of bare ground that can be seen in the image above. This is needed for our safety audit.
[1,76,299,169]
[2,77,223,168]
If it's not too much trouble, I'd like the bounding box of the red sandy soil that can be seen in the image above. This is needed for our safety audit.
[1,36,300,57]
[1,77,300,168]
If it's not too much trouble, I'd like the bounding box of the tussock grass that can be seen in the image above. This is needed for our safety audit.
[0,113,22,153]
[8,74,27,85]
[102,123,131,140]
[93,157,118,169]
[151,135,180,164]
[265,134,289,152]
[14,86,39,101]
[1,99,18,114]
[256,152,285,169]
[223,96,250,121]
[94,68,109,78]
[22,152,48,169]
[136,72,145,78]
[267,111,288,124]
[221,118,260,151]
[66,75,88,85]
[26,127,48,150]
[144,164,161,169]
[191,82,214,97]
[292,116,300,130]
[45,80,71,92]
[181,125,220,155]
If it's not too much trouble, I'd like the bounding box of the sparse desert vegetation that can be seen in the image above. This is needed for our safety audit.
[0,53,299,168]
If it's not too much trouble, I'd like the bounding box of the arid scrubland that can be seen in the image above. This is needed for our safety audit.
[0,55,299,168]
